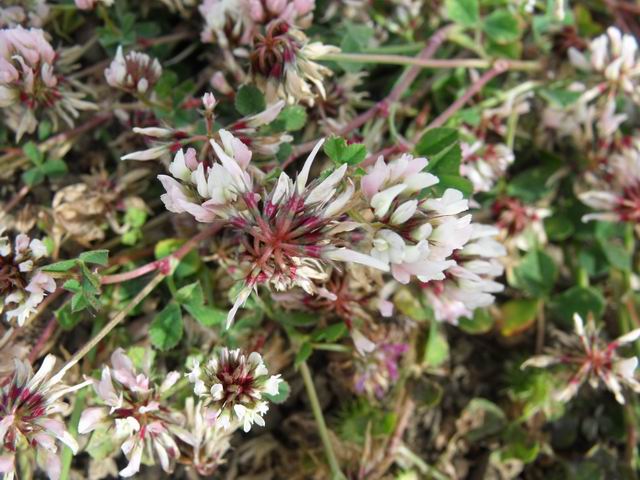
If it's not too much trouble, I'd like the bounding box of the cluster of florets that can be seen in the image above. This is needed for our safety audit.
[0,232,56,326]
[524,314,640,404]
[0,355,88,480]
[0,26,94,139]
[199,0,315,47]
[569,26,640,104]
[187,348,282,432]
[105,46,163,95]
[0,1,49,28]
[579,135,640,225]
[79,348,279,477]
[250,21,339,105]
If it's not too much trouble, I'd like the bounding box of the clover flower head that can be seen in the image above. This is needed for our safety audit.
[460,140,514,193]
[180,398,233,475]
[0,26,94,139]
[422,224,505,324]
[0,232,56,326]
[523,313,640,404]
[0,355,88,480]
[78,349,184,478]
[569,26,640,103]
[0,1,50,28]
[579,137,640,224]
[250,21,339,105]
[361,154,474,285]
[354,342,408,399]
[105,46,162,94]
[187,348,282,432]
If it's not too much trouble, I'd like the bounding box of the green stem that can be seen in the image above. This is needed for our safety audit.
[319,52,541,71]
[299,362,346,480]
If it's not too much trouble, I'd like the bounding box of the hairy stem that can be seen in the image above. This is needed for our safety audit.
[426,61,509,129]
[52,272,165,382]
[299,361,345,480]
[319,52,541,71]
[101,223,221,284]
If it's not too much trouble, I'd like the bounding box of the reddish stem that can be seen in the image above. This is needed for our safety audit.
[282,27,451,169]
[1,185,30,216]
[101,223,222,285]
[28,316,58,363]
[426,60,510,130]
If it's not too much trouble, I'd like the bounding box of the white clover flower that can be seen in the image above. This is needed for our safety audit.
[523,314,640,404]
[187,348,282,432]
[569,27,640,104]
[422,224,505,324]
[0,355,90,480]
[361,154,474,284]
[0,232,56,326]
[78,349,186,478]
[250,22,339,105]
[579,136,640,224]
[105,46,162,95]
[0,27,94,139]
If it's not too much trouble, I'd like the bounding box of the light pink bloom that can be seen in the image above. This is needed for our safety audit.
[1,232,56,326]
[105,46,162,94]
[79,349,186,478]
[0,355,90,480]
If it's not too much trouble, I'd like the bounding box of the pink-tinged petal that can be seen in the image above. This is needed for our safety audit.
[119,441,143,478]
[37,447,61,480]
[160,371,181,393]
[78,407,107,434]
[352,329,375,355]
[95,367,120,406]
[25,271,56,295]
[0,454,14,474]
[36,418,78,454]
[379,299,394,317]
[361,156,388,200]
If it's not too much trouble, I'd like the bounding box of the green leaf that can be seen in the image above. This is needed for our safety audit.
[22,168,45,186]
[38,121,52,140]
[460,398,507,442]
[124,207,147,228]
[409,377,443,407]
[264,380,290,404]
[311,323,348,342]
[540,88,583,108]
[79,250,109,266]
[41,159,68,176]
[338,22,375,72]
[415,128,458,158]
[235,84,266,116]
[23,141,43,165]
[512,249,557,297]
[424,321,448,367]
[70,292,89,313]
[499,299,539,337]
[183,304,226,327]
[544,215,575,241]
[277,311,318,327]
[56,303,82,331]
[459,308,495,334]
[324,136,367,166]
[176,281,205,307]
[549,286,606,326]
[150,303,183,350]
[445,0,479,27]
[295,342,313,368]
[483,9,521,44]
[277,105,307,131]
[41,259,78,272]
[62,279,82,293]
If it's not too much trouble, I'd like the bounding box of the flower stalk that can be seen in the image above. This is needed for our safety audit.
[299,361,346,480]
